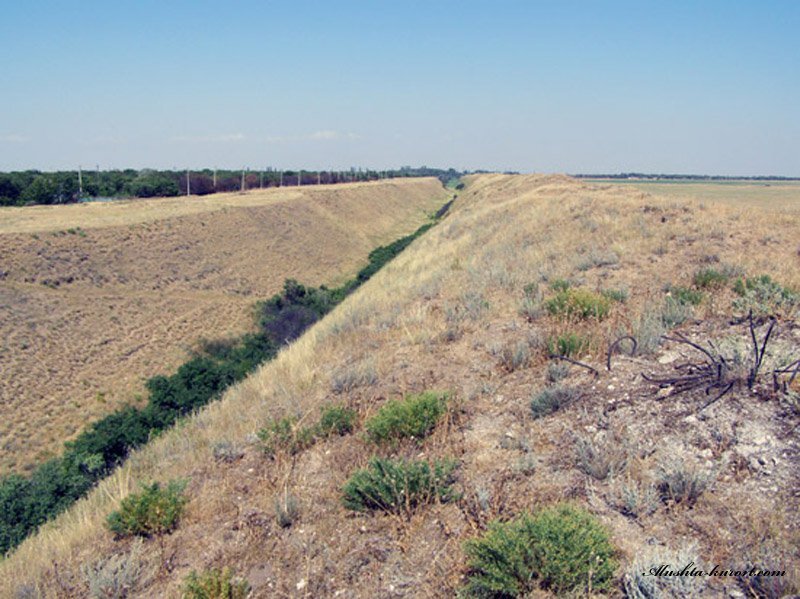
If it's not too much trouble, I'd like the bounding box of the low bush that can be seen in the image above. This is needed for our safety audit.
[106,480,187,538]
[692,267,730,289]
[546,288,611,320]
[732,274,799,318]
[257,417,315,457]
[82,538,152,598]
[601,287,629,303]
[365,391,447,444]
[274,494,300,528]
[546,332,590,357]
[668,286,704,306]
[530,385,579,419]
[461,504,617,596]
[182,567,250,599]
[342,457,458,516]
[574,435,628,480]
[607,478,659,519]
[623,543,707,598]
[317,404,357,437]
[656,459,712,507]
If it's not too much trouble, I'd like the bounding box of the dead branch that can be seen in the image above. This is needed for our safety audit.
[606,335,637,371]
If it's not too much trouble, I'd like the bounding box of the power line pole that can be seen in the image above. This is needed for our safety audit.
[260,170,264,189]
[78,165,83,196]
[186,170,191,196]
[279,170,284,187]
[213,168,217,190]
[317,171,321,185]
[241,168,246,193]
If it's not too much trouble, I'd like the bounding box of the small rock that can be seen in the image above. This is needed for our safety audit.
[657,387,673,399]
[658,352,678,364]
[607,384,615,391]
[297,579,306,591]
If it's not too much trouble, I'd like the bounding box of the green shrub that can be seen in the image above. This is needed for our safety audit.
[545,288,611,320]
[182,567,250,599]
[692,268,730,289]
[342,457,458,516]
[274,494,300,528]
[546,332,590,357]
[257,416,315,457]
[106,480,187,538]
[601,287,629,303]
[732,274,799,318]
[365,391,447,444]
[549,279,572,292]
[668,286,704,306]
[317,404,357,437]
[461,504,617,597]
[530,385,579,419]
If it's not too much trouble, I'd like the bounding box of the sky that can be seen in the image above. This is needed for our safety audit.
[1,1,798,175]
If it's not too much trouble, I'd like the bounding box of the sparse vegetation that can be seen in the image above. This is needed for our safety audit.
[82,539,152,599]
[461,504,617,596]
[607,477,659,518]
[274,494,301,528]
[182,567,250,599]
[365,391,447,444]
[341,457,458,516]
[106,480,187,538]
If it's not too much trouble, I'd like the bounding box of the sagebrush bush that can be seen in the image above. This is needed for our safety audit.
[365,391,447,444]
[530,385,579,419]
[574,435,627,480]
[106,480,187,538]
[732,274,799,318]
[623,543,707,598]
[461,504,617,597]
[545,288,611,320]
[274,494,300,528]
[342,457,458,516]
[607,478,659,519]
[182,567,250,599]
[546,361,570,383]
[82,538,151,598]
[656,459,712,507]
[601,287,628,303]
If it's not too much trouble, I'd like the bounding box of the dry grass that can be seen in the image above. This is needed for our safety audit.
[0,178,446,473]
[3,174,799,598]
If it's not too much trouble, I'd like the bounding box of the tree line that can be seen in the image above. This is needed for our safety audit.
[0,166,466,206]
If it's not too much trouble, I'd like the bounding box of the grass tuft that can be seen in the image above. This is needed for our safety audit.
[365,391,447,444]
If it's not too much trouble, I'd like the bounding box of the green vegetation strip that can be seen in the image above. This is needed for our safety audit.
[0,211,447,556]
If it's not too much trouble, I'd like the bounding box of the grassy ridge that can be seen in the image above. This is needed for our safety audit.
[0,212,446,556]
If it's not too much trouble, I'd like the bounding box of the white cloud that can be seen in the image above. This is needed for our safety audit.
[264,130,361,143]
[170,133,246,143]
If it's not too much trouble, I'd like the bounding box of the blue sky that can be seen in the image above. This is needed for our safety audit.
[1,1,798,175]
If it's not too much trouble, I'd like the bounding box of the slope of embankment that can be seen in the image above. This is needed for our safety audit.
[3,174,799,597]
[0,178,447,474]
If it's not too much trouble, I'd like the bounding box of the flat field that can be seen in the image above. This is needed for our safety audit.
[0,178,447,473]
[584,178,800,210]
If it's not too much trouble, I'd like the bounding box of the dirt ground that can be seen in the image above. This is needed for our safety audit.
[0,179,447,473]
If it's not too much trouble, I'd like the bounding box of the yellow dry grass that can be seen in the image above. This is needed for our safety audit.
[0,178,447,473]
[3,174,799,597]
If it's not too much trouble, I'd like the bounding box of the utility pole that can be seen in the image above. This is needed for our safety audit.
[279,170,284,187]
[317,171,321,185]
[241,168,246,193]
[213,168,217,190]
[186,170,191,196]
[78,165,83,196]
[260,170,264,189]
